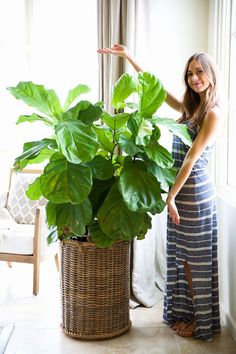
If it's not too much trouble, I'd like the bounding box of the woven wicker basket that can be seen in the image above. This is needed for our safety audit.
[60,239,132,340]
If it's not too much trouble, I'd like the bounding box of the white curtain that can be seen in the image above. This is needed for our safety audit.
[131,212,167,308]
[97,0,136,112]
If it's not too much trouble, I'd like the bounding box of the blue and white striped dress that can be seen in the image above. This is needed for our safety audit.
[163,122,221,341]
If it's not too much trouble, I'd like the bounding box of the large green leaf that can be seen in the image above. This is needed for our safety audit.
[63,100,91,120]
[47,200,92,236]
[63,84,91,111]
[16,148,56,170]
[147,160,177,188]
[63,100,102,124]
[135,119,153,146]
[14,160,28,171]
[8,81,63,118]
[127,111,142,138]
[92,126,114,153]
[138,72,167,117]
[88,177,116,217]
[112,73,137,109]
[78,103,102,125]
[102,112,130,130]
[152,116,192,146]
[26,176,43,200]
[97,183,145,241]
[27,148,56,165]
[40,154,92,204]
[118,134,141,156]
[87,155,114,180]
[55,119,99,163]
[89,221,114,248]
[118,157,164,213]
[16,113,53,126]
[137,213,152,240]
[14,139,57,169]
[144,141,174,168]
[45,202,57,226]
[152,126,161,141]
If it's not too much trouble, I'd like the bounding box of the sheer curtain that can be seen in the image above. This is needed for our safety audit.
[97,0,136,112]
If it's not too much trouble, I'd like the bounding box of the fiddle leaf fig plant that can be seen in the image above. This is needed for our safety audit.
[8,72,192,248]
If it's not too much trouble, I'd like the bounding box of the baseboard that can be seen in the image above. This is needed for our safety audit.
[220,304,236,343]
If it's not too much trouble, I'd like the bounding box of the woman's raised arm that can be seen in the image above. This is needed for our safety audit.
[97,44,144,73]
[97,44,182,112]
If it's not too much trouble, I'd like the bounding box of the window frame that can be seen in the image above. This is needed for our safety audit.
[212,0,236,207]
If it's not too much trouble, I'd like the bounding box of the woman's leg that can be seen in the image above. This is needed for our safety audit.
[183,261,194,298]
[171,261,195,336]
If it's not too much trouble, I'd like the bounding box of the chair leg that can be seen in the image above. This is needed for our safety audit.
[33,260,40,295]
[7,262,12,268]
[54,253,59,271]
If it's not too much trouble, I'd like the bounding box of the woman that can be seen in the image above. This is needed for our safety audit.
[97,44,221,341]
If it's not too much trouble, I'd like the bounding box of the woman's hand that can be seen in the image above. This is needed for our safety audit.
[166,195,180,225]
[97,44,130,58]
[97,44,143,73]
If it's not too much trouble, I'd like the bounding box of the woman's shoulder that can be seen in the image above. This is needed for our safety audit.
[203,107,221,126]
[207,106,221,120]
[200,107,221,138]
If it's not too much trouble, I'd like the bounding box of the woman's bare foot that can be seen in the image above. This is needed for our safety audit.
[171,320,192,331]
[176,319,195,337]
[170,321,183,331]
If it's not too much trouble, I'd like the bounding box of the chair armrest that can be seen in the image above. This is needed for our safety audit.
[0,192,8,208]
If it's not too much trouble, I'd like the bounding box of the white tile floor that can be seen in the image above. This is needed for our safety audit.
[0,258,236,354]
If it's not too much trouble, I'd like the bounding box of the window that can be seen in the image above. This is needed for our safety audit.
[0,0,29,152]
[0,0,98,156]
[213,0,236,207]
[227,0,236,188]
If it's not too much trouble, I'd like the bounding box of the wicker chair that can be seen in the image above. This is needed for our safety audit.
[0,169,58,295]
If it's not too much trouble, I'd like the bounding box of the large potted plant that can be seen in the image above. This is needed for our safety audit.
[8,72,191,339]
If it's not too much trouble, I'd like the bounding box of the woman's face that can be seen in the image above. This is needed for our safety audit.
[186,59,210,95]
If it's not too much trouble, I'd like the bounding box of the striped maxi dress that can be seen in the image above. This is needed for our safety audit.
[163,122,221,341]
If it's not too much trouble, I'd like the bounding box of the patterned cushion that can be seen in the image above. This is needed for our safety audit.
[6,172,46,224]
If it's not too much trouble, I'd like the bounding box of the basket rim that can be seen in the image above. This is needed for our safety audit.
[60,239,130,248]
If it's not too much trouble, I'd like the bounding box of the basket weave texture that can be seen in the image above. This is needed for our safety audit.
[60,239,131,340]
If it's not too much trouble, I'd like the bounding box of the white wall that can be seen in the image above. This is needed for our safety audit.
[134,0,209,117]
[128,0,209,152]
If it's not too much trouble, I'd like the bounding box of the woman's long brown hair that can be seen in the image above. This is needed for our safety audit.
[178,52,219,127]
